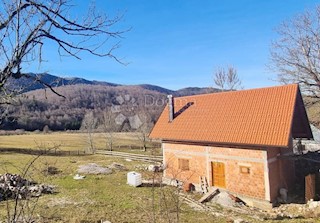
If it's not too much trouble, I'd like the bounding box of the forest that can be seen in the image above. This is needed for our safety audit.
[1,84,169,132]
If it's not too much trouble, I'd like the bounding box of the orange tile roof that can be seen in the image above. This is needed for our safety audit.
[149,84,312,147]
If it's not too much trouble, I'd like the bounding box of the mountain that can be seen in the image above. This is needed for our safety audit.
[174,87,218,96]
[6,73,120,93]
[1,73,220,131]
[6,73,219,96]
[137,84,174,95]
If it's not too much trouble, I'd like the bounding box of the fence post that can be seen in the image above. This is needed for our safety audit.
[306,174,316,202]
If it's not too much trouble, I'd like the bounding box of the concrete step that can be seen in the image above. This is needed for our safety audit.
[199,187,220,203]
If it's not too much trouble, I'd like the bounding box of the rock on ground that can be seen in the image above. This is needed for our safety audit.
[108,162,127,170]
[0,173,55,201]
[211,191,236,207]
[78,163,112,175]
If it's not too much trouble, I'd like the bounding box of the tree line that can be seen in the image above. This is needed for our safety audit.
[1,84,166,132]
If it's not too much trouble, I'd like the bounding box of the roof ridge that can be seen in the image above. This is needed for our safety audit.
[172,84,298,99]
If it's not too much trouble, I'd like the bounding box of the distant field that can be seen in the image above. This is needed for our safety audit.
[0,132,161,155]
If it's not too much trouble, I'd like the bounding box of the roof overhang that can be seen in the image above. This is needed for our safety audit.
[160,138,289,150]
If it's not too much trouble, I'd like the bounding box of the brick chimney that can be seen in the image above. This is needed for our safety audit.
[167,95,174,122]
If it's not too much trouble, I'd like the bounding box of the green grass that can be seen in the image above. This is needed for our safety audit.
[0,153,224,223]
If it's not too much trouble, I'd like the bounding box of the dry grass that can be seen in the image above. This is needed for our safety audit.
[0,132,161,154]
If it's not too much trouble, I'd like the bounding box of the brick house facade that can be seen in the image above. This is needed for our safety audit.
[150,84,312,208]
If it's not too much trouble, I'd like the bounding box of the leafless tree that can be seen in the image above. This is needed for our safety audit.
[42,125,49,134]
[136,113,152,152]
[213,66,242,91]
[103,108,115,151]
[81,111,97,153]
[270,6,320,99]
[0,0,126,101]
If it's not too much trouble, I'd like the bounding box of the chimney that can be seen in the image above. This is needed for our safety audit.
[167,95,174,122]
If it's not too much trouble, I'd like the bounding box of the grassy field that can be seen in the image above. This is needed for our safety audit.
[0,152,228,223]
[0,132,161,155]
[0,132,319,222]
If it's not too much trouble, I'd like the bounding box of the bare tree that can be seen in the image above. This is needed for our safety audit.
[0,0,126,100]
[136,113,152,152]
[213,66,242,91]
[42,125,49,134]
[103,108,115,151]
[81,111,97,153]
[270,6,320,98]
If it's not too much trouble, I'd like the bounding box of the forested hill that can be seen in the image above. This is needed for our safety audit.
[6,73,120,92]
[1,74,219,132]
[6,73,217,96]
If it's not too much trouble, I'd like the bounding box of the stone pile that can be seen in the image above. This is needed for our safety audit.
[78,163,112,175]
[0,173,55,201]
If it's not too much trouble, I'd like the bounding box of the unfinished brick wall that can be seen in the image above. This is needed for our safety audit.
[163,142,266,200]
[163,143,207,184]
[224,159,265,200]
[208,146,265,200]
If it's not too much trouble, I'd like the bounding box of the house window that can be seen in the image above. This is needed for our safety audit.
[178,158,189,171]
[239,166,250,174]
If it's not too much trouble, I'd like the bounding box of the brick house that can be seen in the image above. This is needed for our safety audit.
[149,84,313,208]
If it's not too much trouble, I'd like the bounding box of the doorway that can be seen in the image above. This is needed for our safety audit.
[211,162,226,188]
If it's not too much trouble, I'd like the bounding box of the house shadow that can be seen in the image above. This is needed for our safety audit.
[141,182,163,187]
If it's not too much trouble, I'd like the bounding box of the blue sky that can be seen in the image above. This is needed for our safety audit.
[28,0,320,90]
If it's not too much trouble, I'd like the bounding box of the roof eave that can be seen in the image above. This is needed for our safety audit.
[159,138,289,149]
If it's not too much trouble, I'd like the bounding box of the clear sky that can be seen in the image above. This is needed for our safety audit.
[28,0,320,90]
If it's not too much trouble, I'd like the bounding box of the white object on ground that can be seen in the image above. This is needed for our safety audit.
[127,171,142,187]
[73,174,85,180]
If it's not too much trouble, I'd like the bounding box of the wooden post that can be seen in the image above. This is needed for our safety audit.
[316,173,320,197]
[305,174,316,202]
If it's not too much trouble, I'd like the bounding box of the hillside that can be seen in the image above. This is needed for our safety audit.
[1,85,163,131]
[5,73,119,93]
[5,73,219,96]
[1,77,219,132]
[303,97,320,129]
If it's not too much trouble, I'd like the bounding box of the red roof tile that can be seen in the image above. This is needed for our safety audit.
[149,84,312,147]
